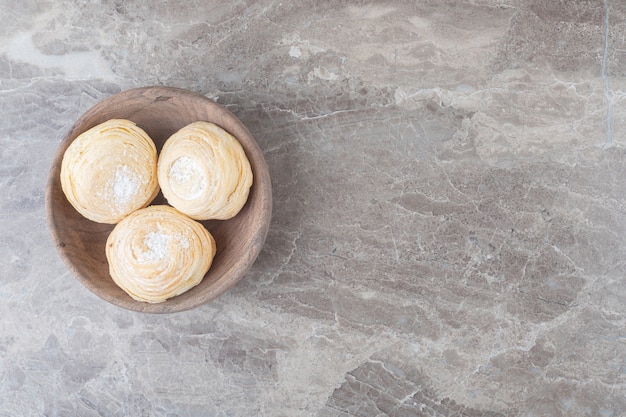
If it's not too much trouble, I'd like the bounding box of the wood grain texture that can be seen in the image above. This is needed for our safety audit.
[45,86,272,313]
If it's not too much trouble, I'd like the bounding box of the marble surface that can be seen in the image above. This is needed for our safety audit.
[1,0,625,415]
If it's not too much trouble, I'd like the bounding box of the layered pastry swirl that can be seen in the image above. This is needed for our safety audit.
[157,121,253,220]
[106,205,216,303]
[60,119,159,224]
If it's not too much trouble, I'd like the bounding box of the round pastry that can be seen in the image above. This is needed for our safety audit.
[106,205,216,303]
[157,121,253,220]
[60,119,159,224]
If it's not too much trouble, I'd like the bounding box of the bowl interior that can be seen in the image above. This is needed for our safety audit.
[46,87,272,313]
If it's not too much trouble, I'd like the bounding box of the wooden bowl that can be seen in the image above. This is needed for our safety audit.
[46,87,272,313]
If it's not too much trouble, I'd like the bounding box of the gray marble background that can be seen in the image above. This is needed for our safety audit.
[1,1,625,416]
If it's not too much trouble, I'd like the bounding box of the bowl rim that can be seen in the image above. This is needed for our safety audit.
[45,86,272,313]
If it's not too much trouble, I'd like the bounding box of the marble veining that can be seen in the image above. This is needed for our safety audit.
[1,1,625,416]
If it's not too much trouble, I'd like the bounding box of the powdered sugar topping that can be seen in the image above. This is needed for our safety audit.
[169,156,205,199]
[139,231,170,262]
[112,165,140,206]
[170,156,196,182]
[135,231,191,264]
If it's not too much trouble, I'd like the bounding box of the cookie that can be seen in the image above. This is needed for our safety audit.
[60,119,159,224]
[157,121,253,220]
[106,205,216,303]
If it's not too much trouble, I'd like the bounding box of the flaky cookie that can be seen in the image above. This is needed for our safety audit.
[106,205,216,303]
[60,119,159,224]
[157,121,253,220]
